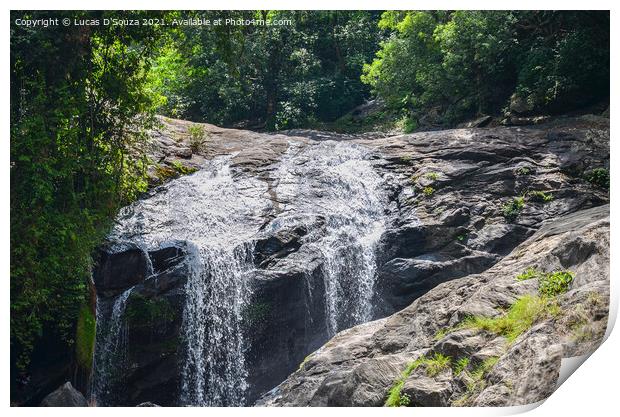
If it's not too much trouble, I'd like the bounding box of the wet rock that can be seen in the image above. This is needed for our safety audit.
[149,244,187,274]
[253,225,308,268]
[40,382,87,407]
[93,244,150,297]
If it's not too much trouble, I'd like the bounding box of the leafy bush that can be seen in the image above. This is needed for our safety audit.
[10,11,164,372]
[539,271,574,297]
[422,186,435,197]
[584,168,610,190]
[529,190,553,203]
[502,196,525,220]
[187,125,207,152]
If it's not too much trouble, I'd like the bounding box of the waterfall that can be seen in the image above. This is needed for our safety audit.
[107,156,270,406]
[91,288,132,406]
[97,140,388,405]
[268,141,388,335]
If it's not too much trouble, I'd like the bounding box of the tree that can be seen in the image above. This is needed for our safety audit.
[10,10,167,393]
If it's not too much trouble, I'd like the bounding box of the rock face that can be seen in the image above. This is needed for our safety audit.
[40,382,88,407]
[90,115,609,406]
[257,205,610,406]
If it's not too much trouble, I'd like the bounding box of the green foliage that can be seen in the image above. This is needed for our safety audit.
[149,11,383,130]
[11,10,167,372]
[452,357,500,406]
[516,266,542,281]
[529,190,553,203]
[400,116,418,133]
[425,353,452,376]
[425,172,439,181]
[539,271,574,297]
[470,357,500,381]
[385,359,421,407]
[398,393,411,407]
[462,295,551,342]
[502,196,525,221]
[584,168,610,190]
[363,11,609,125]
[422,186,435,197]
[171,161,198,175]
[516,166,533,176]
[453,357,470,375]
[385,353,452,407]
[187,125,207,152]
[155,161,197,182]
[75,305,96,369]
[125,294,176,328]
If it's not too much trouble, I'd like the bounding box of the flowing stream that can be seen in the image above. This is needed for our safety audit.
[92,140,389,405]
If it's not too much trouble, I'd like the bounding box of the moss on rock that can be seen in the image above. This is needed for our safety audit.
[75,304,96,369]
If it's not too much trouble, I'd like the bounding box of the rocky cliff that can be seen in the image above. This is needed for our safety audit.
[257,204,609,406]
[90,114,609,406]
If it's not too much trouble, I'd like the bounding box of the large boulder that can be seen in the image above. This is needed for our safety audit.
[40,382,87,407]
[93,244,150,297]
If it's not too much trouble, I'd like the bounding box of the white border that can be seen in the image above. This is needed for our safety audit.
[3,2,618,416]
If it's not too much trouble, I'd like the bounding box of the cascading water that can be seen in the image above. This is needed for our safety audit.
[267,141,388,335]
[94,140,388,405]
[91,288,132,406]
[106,156,270,406]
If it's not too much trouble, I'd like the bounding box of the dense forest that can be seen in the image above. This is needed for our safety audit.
[10,10,609,401]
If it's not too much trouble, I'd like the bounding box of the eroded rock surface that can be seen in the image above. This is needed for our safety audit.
[257,205,609,406]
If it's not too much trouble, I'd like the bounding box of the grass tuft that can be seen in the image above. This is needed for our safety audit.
[529,190,553,203]
[516,266,541,281]
[385,353,452,407]
[422,186,435,197]
[461,295,549,342]
[453,357,470,375]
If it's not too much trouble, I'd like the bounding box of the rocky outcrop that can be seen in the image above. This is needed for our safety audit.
[257,205,610,406]
[90,115,608,406]
[40,382,88,407]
